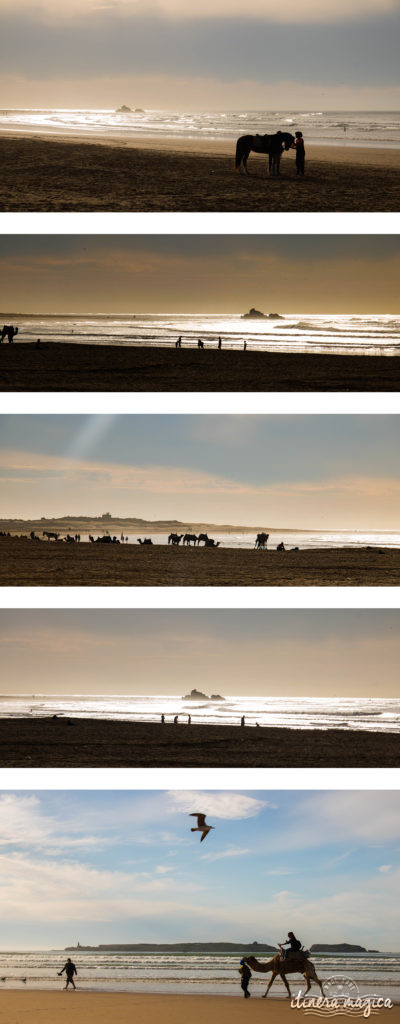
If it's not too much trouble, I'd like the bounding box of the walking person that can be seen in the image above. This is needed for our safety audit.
[58,957,77,990]
[218,337,222,349]
[176,336,182,348]
[238,959,252,998]
[295,131,305,175]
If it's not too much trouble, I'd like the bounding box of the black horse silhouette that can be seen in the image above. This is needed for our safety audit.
[235,132,295,175]
[1,325,19,343]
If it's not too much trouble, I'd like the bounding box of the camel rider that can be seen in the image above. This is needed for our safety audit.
[278,932,302,961]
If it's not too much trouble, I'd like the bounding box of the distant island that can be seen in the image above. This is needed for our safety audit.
[183,689,224,701]
[242,308,283,320]
[65,941,276,953]
[310,944,371,953]
[116,105,132,113]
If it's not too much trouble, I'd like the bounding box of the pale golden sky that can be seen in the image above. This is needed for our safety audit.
[1,610,399,697]
[1,237,399,314]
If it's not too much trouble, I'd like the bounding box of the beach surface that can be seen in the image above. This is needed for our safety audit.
[0,718,398,767]
[0,133,399,210]
[1,992,399,1024]
[0,537,399,587]
[2,343,400,392]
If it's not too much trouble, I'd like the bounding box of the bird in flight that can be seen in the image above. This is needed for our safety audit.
[190,813,215,842]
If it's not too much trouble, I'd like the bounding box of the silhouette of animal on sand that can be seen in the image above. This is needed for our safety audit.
[255,532,269,549]
[1,325,18,343]
[244,954,324,998]
[235,132,295,175]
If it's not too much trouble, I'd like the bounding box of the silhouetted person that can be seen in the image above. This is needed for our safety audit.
[295,132,305,175]
[218,337,222,349]
[58,958,77,989]
[239,959,252,998]
[243,339,247,351]
[188,714,191,725]
[176,336,182,348]
[197,339,204,348]
[174,715,179,723]
[161,714,165,724]
[36,338,41,348]
[241,715,245,727]
[279,932,302,960]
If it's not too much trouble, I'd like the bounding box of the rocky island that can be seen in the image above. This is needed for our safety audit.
[310,943,370,953]
[241,307,283,320]
[184,688,224,701]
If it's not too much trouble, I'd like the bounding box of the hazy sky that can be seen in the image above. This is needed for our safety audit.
[1,236,400,315]
[1,414,400,530]
[0,789,398,949]
[0,0,399,108]
[1,610,399,698]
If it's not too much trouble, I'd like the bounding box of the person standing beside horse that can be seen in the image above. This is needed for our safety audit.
[295,132,305,175]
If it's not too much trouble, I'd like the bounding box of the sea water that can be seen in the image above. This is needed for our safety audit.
[1,314,399,358]
[0,695,399,733]
[0,109,400,148]
[0,949,398,998]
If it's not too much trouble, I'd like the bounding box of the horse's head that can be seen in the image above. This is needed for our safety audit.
[280,132,295,150]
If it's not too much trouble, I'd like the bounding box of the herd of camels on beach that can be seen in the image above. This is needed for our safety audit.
[0,530,277,550]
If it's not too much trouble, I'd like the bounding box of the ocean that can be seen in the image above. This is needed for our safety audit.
[0,108,399,148]
[0,949,398,999]
[21,529,400,549]
[2,314,400,358]
[0,695,399,733]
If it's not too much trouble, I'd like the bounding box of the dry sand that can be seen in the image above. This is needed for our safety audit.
[0,536,399,586]
[1,992,398,1024]
[0,718,398,767]
[0,133,399,210]
[2,343,400,392]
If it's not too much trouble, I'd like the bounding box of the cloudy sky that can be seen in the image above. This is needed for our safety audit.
[1,414,400,530]
[0,0,398,109]
[0,789,398,949]
[2,236,400,315]
[1,609,400,698]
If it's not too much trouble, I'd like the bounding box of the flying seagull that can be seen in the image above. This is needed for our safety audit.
[190,813,215,842]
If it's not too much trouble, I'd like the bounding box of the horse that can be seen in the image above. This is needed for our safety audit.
[1,325,18,343]
[42,530,59,541]
[235,131,295,175]
[255,532,269,549]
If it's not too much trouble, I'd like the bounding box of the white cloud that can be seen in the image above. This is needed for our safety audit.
[201,847,252,862]
[378,865,392,873]
[166,791,270,820]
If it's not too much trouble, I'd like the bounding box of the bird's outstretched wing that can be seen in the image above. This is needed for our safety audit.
[190,813,207,826]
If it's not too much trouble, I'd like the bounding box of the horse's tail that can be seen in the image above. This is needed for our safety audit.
[235,135,249,170]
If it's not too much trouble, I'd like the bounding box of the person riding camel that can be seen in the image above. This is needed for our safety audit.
[278,932,302,961]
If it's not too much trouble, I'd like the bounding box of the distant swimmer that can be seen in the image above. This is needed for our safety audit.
[58,958,77,990]
[190,812,215,843]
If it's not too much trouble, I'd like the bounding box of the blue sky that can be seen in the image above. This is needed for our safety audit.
[0,0,398,108]
[1,609,400,697]
[0,790,398,949]
[1,415,400,529]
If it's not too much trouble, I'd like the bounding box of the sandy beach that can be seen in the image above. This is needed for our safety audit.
[2,342,400,392]
[0,536,399,586]
[0,133,399,210]
[0,717,397,767]
[1,991,399,1024]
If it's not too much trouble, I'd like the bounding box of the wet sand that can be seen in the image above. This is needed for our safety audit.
[0,717,398,767]
[2,343,400,392]
[2,991,392,1024]
[1,536,399,586]
[0,133,399,210]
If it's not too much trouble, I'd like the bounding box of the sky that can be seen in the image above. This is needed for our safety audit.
[0,789,398,949]
[1,610,400,698]
[0,0,399,109]
[1,414,400,530]
[1,236,400,315]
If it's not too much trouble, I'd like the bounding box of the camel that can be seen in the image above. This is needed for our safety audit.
[183,533,198,546]
[255,532,269,549]
[42,530,59,541]
[168,533,183,545]
[204,537,220,547]
[137,538,152,545]
[244,954,325,999]
[1,325,18,343]
[197,533,209,545]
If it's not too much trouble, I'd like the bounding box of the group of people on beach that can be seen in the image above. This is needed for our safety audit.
[176,336,249,351]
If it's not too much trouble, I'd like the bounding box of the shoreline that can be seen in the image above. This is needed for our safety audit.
[2,343,400,391]
[1,133,398,210]
[1,536,399,586]
[0,718,398,766]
